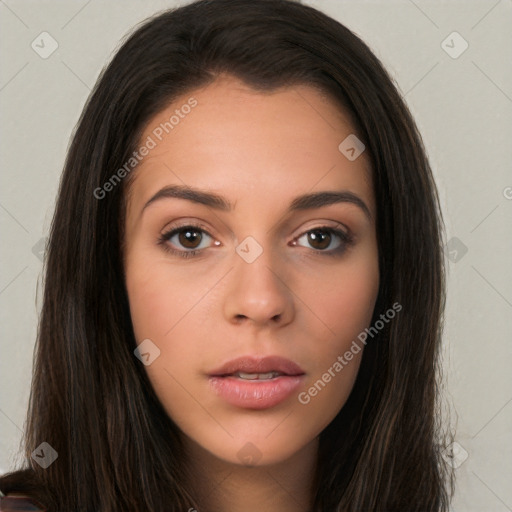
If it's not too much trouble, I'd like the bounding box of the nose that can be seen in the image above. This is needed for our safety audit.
[223,245,294,328]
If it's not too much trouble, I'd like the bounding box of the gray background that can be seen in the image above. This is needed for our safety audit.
[1,0,511,510]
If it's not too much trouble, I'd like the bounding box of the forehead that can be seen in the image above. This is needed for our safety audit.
[125,75,374,218]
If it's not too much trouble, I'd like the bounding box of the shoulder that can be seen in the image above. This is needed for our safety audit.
[1,493,46,511]
[0,469,48,511]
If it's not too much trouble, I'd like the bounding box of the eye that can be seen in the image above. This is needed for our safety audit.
[157,223,354,259]
[158,223,217,258]
[292,226,353,255]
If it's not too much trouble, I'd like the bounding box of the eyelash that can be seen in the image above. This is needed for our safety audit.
[157,223,355,259]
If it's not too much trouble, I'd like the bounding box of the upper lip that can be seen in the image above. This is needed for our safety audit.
[209,356,305,377]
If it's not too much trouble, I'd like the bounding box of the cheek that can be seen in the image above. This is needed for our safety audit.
[294,249,379,401]
[125,264,171,341]
[301,248,379,348]
[323,269,379,337]
[124,252,218,388]
[291,280,377,434]
[125,254,209,341]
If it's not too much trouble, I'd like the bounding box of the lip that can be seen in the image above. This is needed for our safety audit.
[208,356,305,410]
[209,355,305,377]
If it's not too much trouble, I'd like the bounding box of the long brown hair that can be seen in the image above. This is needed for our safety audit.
[1,0,454,510]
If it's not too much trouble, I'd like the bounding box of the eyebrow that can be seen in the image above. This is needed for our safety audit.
[142,184,372,221]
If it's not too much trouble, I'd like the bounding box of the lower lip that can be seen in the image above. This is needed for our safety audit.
[208,375,305,410]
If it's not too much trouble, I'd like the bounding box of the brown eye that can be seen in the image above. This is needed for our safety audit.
[294,226,352,255]
[307,230,332,250]
[160,224,214,254]
[177,228,203,249]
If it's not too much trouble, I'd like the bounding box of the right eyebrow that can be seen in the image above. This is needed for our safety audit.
[142,184,231,213]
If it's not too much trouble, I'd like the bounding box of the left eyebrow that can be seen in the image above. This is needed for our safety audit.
[142,184,372,221]
[289,190,372,221]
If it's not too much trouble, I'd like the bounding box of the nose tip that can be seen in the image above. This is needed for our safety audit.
[224,254,293,328]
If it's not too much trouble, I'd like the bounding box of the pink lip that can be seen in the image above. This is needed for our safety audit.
[208,355,305,410]
[209,355,305,377]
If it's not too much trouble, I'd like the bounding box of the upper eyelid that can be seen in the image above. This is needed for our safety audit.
[161,221,349,235]
[161,219,212,234]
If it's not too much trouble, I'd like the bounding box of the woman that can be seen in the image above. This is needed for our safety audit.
[0,0,454,510]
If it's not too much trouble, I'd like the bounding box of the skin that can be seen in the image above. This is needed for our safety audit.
[123,74,379,512]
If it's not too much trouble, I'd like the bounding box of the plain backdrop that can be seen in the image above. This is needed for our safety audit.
[1,1,511,510]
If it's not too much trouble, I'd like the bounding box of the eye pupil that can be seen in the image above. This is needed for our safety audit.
[179,229,202,248]
[308,230,331,250]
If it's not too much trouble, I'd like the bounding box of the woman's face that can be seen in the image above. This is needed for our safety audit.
[123,75,379,467]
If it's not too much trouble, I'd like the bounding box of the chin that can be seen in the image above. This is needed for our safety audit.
[185,423,319,469]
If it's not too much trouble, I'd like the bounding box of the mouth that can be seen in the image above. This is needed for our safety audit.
[225,371,289,380]
[208,356,306,410]
[209,355,305,378]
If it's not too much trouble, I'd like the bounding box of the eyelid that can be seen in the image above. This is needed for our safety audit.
[291,224,354,253]
[159,219,349,243]
[292,220,350,238]
[160,220,213,237]
[158,220,355,259]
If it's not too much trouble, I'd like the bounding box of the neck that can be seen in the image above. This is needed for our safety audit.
[183,437,318,512]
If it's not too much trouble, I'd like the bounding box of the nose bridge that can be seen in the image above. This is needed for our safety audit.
[224,234,293,325]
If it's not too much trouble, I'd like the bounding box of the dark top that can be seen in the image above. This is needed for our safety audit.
[0,495,46,511]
